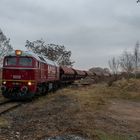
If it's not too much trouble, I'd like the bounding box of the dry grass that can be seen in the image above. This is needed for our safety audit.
[0,117,9,128]
[110,79,140,101]
[50,81,140,139]
[31,86,108,139]
[12,79,138,140]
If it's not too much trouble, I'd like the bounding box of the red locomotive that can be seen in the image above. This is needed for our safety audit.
[1,50,87,100]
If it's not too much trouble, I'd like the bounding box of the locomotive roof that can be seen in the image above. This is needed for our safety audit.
[6,50,58,66]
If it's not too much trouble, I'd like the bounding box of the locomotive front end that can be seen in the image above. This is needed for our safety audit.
[1,50,36,100]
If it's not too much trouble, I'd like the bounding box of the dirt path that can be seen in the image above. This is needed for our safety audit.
[109,100,140,121]
[94,99,140,138]
[108,100,140,135]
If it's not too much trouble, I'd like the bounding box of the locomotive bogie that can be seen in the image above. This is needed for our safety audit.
[1,79,37,100]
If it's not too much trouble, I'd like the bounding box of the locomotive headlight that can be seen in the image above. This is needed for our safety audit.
[15,50,22,56]
[27,81,32,86]
[2,81,6,85]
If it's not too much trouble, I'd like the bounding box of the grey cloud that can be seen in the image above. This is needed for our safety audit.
[0,0,140,69]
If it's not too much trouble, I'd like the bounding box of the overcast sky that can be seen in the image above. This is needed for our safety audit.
[0,0,140,69]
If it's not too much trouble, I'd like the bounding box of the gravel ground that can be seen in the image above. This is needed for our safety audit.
[0,93,89,140]
[44,135,86,140]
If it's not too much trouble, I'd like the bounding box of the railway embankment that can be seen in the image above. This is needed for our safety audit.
[0,79,140,140]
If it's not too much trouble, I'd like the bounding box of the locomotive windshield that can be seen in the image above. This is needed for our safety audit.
[19,58,32,66]
[5,57,16,66]
[4,57,33,67]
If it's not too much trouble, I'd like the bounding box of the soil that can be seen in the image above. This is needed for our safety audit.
[109,100,140,135]
[94,99,140,138]
[0,86,140,140]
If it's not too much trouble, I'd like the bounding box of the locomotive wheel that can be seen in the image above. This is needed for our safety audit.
[41,85,48,96]
[52,82,59,92]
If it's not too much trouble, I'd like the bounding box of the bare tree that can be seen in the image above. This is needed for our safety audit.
[108,57,119,75]
[133,41,140,78]
[25,39,75,66]
[0,29,13,66]
[119,51,134,78]
[25,39,46,54]
[107,57,119,86]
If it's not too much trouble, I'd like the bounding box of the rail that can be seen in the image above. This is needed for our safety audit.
[0,101,22,116]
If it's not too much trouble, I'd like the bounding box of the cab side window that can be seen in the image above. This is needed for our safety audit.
[38,62,40,68]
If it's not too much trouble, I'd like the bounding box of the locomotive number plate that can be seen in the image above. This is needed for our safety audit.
[13,75,21,79]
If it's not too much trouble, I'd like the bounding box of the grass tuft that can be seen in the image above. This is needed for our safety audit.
[0,117,9,128]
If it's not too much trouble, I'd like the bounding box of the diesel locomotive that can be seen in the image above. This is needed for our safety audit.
[1,50,88,100]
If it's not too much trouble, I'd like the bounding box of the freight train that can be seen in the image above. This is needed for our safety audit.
[1,50,89,100]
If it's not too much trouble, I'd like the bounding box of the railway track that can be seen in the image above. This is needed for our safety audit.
[0,100,11,105]
[0,100,23,116]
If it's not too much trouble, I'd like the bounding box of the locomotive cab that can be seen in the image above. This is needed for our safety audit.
[1,50,37,100]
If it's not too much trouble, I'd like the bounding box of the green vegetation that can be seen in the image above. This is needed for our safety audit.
[96,130,136,140]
